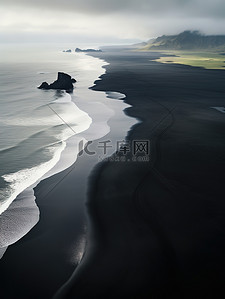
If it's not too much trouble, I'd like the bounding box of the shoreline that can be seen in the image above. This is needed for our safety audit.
[0,54,115,259]
[0,53,135,299]
[1,48,225,298]
[56,49,225,298]
[0,90,91,255]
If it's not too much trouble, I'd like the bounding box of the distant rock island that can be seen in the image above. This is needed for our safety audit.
[75,48,102,53]
[63,49,72,53]
[38,72,76,91]
[143,31,225,50]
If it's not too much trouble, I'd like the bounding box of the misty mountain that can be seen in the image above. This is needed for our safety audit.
[144,31,225,50]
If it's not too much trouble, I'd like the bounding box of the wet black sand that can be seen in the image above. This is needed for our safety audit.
[1,50,225,298]
[56,50,225,298]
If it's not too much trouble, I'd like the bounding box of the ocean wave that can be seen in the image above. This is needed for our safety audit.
[0,141,66,215]
[0,99,91,128]
[0,91,92,215]
[0,52,136,259]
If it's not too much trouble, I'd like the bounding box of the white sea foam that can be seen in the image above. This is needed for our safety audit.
[1,142,66,215]
[0,90,92,214]
[0,52,101,256]
[0,188,39,249]
[0,50,136,260]
[0,94,91,128]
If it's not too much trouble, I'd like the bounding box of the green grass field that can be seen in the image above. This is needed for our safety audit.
[154,51,225,70]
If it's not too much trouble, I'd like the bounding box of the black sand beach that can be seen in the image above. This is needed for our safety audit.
[56,50,225,298]
[1,49,225,298]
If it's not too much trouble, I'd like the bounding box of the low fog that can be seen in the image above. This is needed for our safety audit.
[1,0,225,43]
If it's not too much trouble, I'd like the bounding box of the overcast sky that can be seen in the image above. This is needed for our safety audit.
[1,0,225,43]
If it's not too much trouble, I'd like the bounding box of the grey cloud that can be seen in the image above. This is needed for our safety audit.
[1,0,225,42]
[2,0,225,18]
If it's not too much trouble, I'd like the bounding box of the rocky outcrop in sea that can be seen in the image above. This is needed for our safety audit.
[38,72,76,92]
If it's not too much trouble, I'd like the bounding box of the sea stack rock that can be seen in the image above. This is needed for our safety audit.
[75,48,102,53]
[38,72,76,91]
